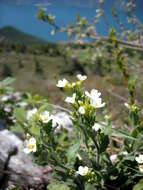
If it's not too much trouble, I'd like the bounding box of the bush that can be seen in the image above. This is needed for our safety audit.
[2,64,13,77]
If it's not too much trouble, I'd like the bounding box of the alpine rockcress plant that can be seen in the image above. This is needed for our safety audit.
[20,74,143,189]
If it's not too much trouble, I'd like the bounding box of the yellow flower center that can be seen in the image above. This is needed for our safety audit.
[28,144,34,150]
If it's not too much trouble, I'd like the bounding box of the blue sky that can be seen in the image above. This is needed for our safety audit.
[0,0,143,41]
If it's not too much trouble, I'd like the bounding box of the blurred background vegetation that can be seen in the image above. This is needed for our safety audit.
[1,0,143,127]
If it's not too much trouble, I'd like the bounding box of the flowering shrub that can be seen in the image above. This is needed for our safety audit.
[5,73,141,190]
[1,0,143,188]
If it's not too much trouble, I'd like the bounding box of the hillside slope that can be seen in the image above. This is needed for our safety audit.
[0,26,47,45]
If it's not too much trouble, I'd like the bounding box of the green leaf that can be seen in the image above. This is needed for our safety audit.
[85,183,95,190]
[14,108,27,123]
[112,129,136,141]
[99,135,109,153]
[133,179,143,190]
[30,126,40,136]
[10,125,25,134]
[67,140,81,163]
[1,77,16,86]
[39,103,53,113]
[48,182,71,190]
[103,124,112,136]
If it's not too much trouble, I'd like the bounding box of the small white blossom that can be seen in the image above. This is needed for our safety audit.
[13,92,21,101]
[139,165,143,172]
[39,111,52,123]
[51,115,61,128]
[135,155,143,164]
[72,82,76,87]
[53,112,73,132]
[23,137,37,154]
[124,102,129,108]
[1,95,11,102]
[78,106,85,115]
[85,89,105,108]
[65,93,76,104]
[85,89,101,99]
[122,151,128,156]
[27,108,37,120]
[76,74,87,81]
[51,29,56,36]
[4,107,11,113]
[77,166,89,176]
[92,123,102,131]
[56,79,68,88]
[110,154,118,163]
[17,102,28,107]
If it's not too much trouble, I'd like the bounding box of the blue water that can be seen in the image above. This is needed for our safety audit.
[0,0,143,42]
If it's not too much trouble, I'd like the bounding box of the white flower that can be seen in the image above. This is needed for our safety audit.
[56,79,68,88]
[1,95,11,102]
[17,102,28,107]
[39,111,52,123]
[124,102,129,108]
[51,29,56,36]
[51,115,61,128]
[85,89,105,108]
[53,112,73,132]
[65,93,76,104]
[110,154,118,163]
[72,82,76,87]
[78,106,85,114]
[13,92,21,101]
[122,151,128,156]
[77,166,89,176]
[139,165,143,172]
[4,107,11,113]
[76,74,87,81]
[23,137,37,154]
[135,155,143,164]
[27,108,37,120]
[92,123,102,131]
[85,89,101,99]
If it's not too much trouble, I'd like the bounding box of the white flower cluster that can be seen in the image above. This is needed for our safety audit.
[76,74,87,81]
[56,74,87,89]
[65,90,105,111]
[40,111,61,128]
[57,76,105,120]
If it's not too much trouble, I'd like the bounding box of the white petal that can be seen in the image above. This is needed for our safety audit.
[23,148,32,154]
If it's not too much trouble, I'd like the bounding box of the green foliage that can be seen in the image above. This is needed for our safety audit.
[2,64,13,77]
[48,182,71,190]
[133,179,143,190]
[1,0,143,189]
[7,74,143,189]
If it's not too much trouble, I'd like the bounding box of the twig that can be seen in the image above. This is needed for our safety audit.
[107,90,127,102]
[48,103,70,113]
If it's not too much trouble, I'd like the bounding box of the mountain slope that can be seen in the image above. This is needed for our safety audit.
[0,26,47,45]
